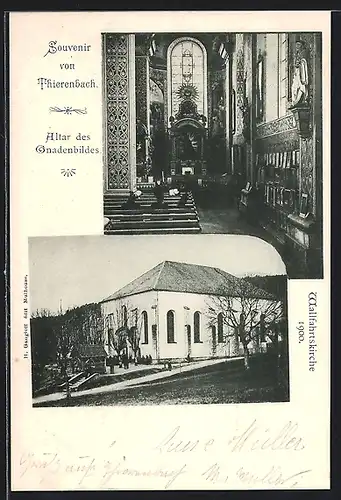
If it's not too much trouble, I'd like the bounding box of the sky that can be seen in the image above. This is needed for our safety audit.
[28,234,286,314]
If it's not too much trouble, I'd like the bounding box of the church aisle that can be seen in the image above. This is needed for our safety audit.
[198,205,267,238]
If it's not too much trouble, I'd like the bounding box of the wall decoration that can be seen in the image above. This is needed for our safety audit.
[209,69,225,134]
[256,53,265,121]
[235,46,245,137]
[231,89,236,135]
[256,114,296,138]
[238,77,250,142]
[150,67,167,127]
[149,78,164,134]
[135,56,148,127]
[300,135,315,214]
[176,83,199,102]
[104,34,131,190]
[299,193,309,218]
[150,79,163,103]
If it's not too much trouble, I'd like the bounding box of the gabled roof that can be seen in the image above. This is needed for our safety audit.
[101,261,276,303]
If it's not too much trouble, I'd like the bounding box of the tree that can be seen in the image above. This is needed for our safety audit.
[54,310,77,398]
[31,303,107,396]
[128,326,141,365]
[244,274,289,387]
[30,308,58,391]
[31,308,55,319]
[207,280,284,370]
[106,299,142,366]
[110,326,130,367]
[61,302,105,346]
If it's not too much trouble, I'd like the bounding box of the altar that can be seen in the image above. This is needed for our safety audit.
[168,98,208,178]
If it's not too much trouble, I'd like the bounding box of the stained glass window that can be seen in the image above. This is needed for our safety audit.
[169,39,206,117]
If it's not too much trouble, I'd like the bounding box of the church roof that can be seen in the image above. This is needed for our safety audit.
[101,261,276,303]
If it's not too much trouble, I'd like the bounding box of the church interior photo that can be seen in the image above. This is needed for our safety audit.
[102,32,323,279]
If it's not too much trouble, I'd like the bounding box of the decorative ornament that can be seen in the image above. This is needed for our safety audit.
[175,83,199,102]
[50,106,87,115]
[61,168,76,177]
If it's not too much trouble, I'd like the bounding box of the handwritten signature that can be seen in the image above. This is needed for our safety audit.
[236,465,312,488]
[16,419,310,489]
[155,419,305,454]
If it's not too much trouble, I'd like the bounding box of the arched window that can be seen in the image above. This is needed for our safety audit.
[217,313,224,343]
[142,311,148,344]
[193,311,201,343]
[167,310,175,343]
[167,37,207,120]
[122,305,128,327]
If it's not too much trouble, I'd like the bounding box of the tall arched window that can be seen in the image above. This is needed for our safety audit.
[167,37,207,120]
[217,312,224,343]
[166,310,175,343]
[193,311,201,343]
[142,311,148,344]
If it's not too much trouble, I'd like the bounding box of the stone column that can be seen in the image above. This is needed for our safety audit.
[250,33,257,186]
[103,33,136,193]
[225,53,234,174]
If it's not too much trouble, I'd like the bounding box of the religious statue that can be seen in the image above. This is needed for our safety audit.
[218,96,225,129]
[211,112,221,136]
[240,97,251,142]
[291,40,309,107]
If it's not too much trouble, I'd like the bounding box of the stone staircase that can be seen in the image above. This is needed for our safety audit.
[104,191,201,235]
[58,372,100,392]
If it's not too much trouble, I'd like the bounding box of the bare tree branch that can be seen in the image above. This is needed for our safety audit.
[205,280,284,369]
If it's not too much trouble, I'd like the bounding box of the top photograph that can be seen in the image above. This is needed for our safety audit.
[102,32,323,279]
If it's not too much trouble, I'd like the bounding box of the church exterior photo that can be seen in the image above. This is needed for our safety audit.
[101,260,285,363]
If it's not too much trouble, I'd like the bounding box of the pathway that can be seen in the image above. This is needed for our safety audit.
[33,357,243,405]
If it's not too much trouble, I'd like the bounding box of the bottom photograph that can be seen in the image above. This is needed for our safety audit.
[29,234,289,407]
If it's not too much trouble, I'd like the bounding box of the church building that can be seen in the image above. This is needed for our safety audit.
[100,261,283,363]
[102,32,323,279]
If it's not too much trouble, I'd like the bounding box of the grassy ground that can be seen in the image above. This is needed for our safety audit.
[81,366,164,390]
[34,354,289,407]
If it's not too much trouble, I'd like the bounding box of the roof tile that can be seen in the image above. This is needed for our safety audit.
[101,261,276,302]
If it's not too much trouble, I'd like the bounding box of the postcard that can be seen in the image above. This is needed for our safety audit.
[9,10,330,491]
